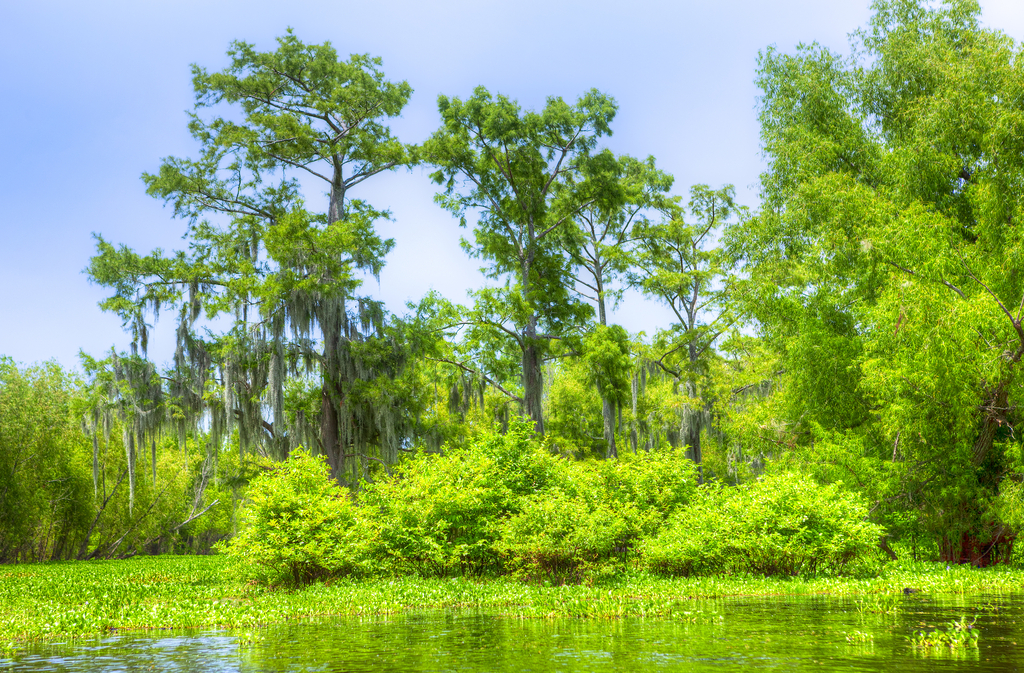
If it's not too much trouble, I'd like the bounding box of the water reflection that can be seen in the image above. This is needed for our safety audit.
[6,594,1023,672]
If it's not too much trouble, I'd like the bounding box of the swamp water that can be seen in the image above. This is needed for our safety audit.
[6,593,1024,671]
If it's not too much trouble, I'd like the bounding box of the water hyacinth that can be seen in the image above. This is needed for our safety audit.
[3,556,1024,644]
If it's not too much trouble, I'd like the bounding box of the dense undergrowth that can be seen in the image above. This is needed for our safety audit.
[222,421,883,586]
[4,555,1024,644]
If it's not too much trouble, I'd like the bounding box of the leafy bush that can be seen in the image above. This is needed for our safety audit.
[220,450,362,585]
[599,447,698,537]
[358,419,559,576]
[644,472,883,577]
[496,485,633,582]
[495,448,698,581]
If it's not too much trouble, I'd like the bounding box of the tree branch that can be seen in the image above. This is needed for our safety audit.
[424,356,524,404]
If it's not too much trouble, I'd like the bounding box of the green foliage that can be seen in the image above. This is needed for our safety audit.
[217,419,701,584]
[495,446,697,581]
[909,617,980,649]
[88,30,418,480]
[644,472,882,577]
[358,419,559,576]
[5,555,1024,644]
[581,325,632,410]
[0,358,231,562]
[725,0,1024,553]
[425,87,617,432]
[496,485,631,582]
[629,184,741,474]
[222,450,362,585]
[603,447,699,536]
[544,358,605,457]
[0,359,92,561]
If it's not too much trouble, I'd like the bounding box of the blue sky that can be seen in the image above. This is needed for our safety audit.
[3,0,1023,370]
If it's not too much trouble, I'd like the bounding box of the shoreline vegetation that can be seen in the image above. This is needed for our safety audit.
[3,555,1024,645]
[10,5,1024,660]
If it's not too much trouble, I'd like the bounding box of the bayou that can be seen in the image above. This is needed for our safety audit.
[5,2,1024,667]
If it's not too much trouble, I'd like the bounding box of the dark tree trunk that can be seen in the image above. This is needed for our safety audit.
[972,383,1009,467]
[320,383,341,479]
[941,528,1015,567]
[318,292,347,482]
[319,164,348,481]
[597,291,616,458]
[943,383,1013,564]
[603,397,617,459]
[522,315,545,435]
[687,341,704,483]
[687,421,703,484]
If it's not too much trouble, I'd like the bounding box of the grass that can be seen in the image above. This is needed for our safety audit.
[2,555,1024,643]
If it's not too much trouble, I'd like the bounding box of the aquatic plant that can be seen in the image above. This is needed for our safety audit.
[855,592,901,614]
[844,630,873,643]
[909,616,980,649]
[3,555,1024,644]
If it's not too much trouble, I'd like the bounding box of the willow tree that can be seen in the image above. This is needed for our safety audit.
[425,87,617,434]
[734,0,1024,562]
[88,32,416,482]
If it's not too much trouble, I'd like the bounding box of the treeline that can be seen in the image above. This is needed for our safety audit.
[0,359,234,562]
[6,0,1024,568]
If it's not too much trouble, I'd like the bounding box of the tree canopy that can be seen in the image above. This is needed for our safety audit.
[424,87,619,434]
[88,31,417,483]
[731,0,1024,561]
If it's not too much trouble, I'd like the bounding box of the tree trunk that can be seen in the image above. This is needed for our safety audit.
[320,383,342,479]
[687,420,703,484]
[320,164,348,481]
[603,397,617,458]
[944,383,1013,564]
[972,383,1009,467]
[522,315,545,435]
[597,291,616,458]
[318,293,347,482]
[687,341,704,483]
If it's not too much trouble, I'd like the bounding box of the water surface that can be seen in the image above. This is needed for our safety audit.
[7,593,1023,671]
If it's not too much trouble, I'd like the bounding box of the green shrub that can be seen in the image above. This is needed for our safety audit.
[598,447,699,537]
[221,450,362,585]
[358,419,559,576]
[644,472,883,577]
[496,486,634,582]
[495,448,698,581]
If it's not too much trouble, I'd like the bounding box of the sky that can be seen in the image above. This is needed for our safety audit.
[2,0,1023,371]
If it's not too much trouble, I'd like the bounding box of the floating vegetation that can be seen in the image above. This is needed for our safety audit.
[2,556,1024,644]
[909,617,980,649]
[844,630,873,644]
[855,592,902,615]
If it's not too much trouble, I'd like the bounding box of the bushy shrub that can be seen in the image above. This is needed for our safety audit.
[358,419,560,576]
[644,472,883,577]
[496,484,634,582]
[599,447,699,537]
[220,450,362,585]
[496,447,698,581]
[221,423,704,585]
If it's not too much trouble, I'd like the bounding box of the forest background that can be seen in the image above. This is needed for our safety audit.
[5,0,1024,574]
